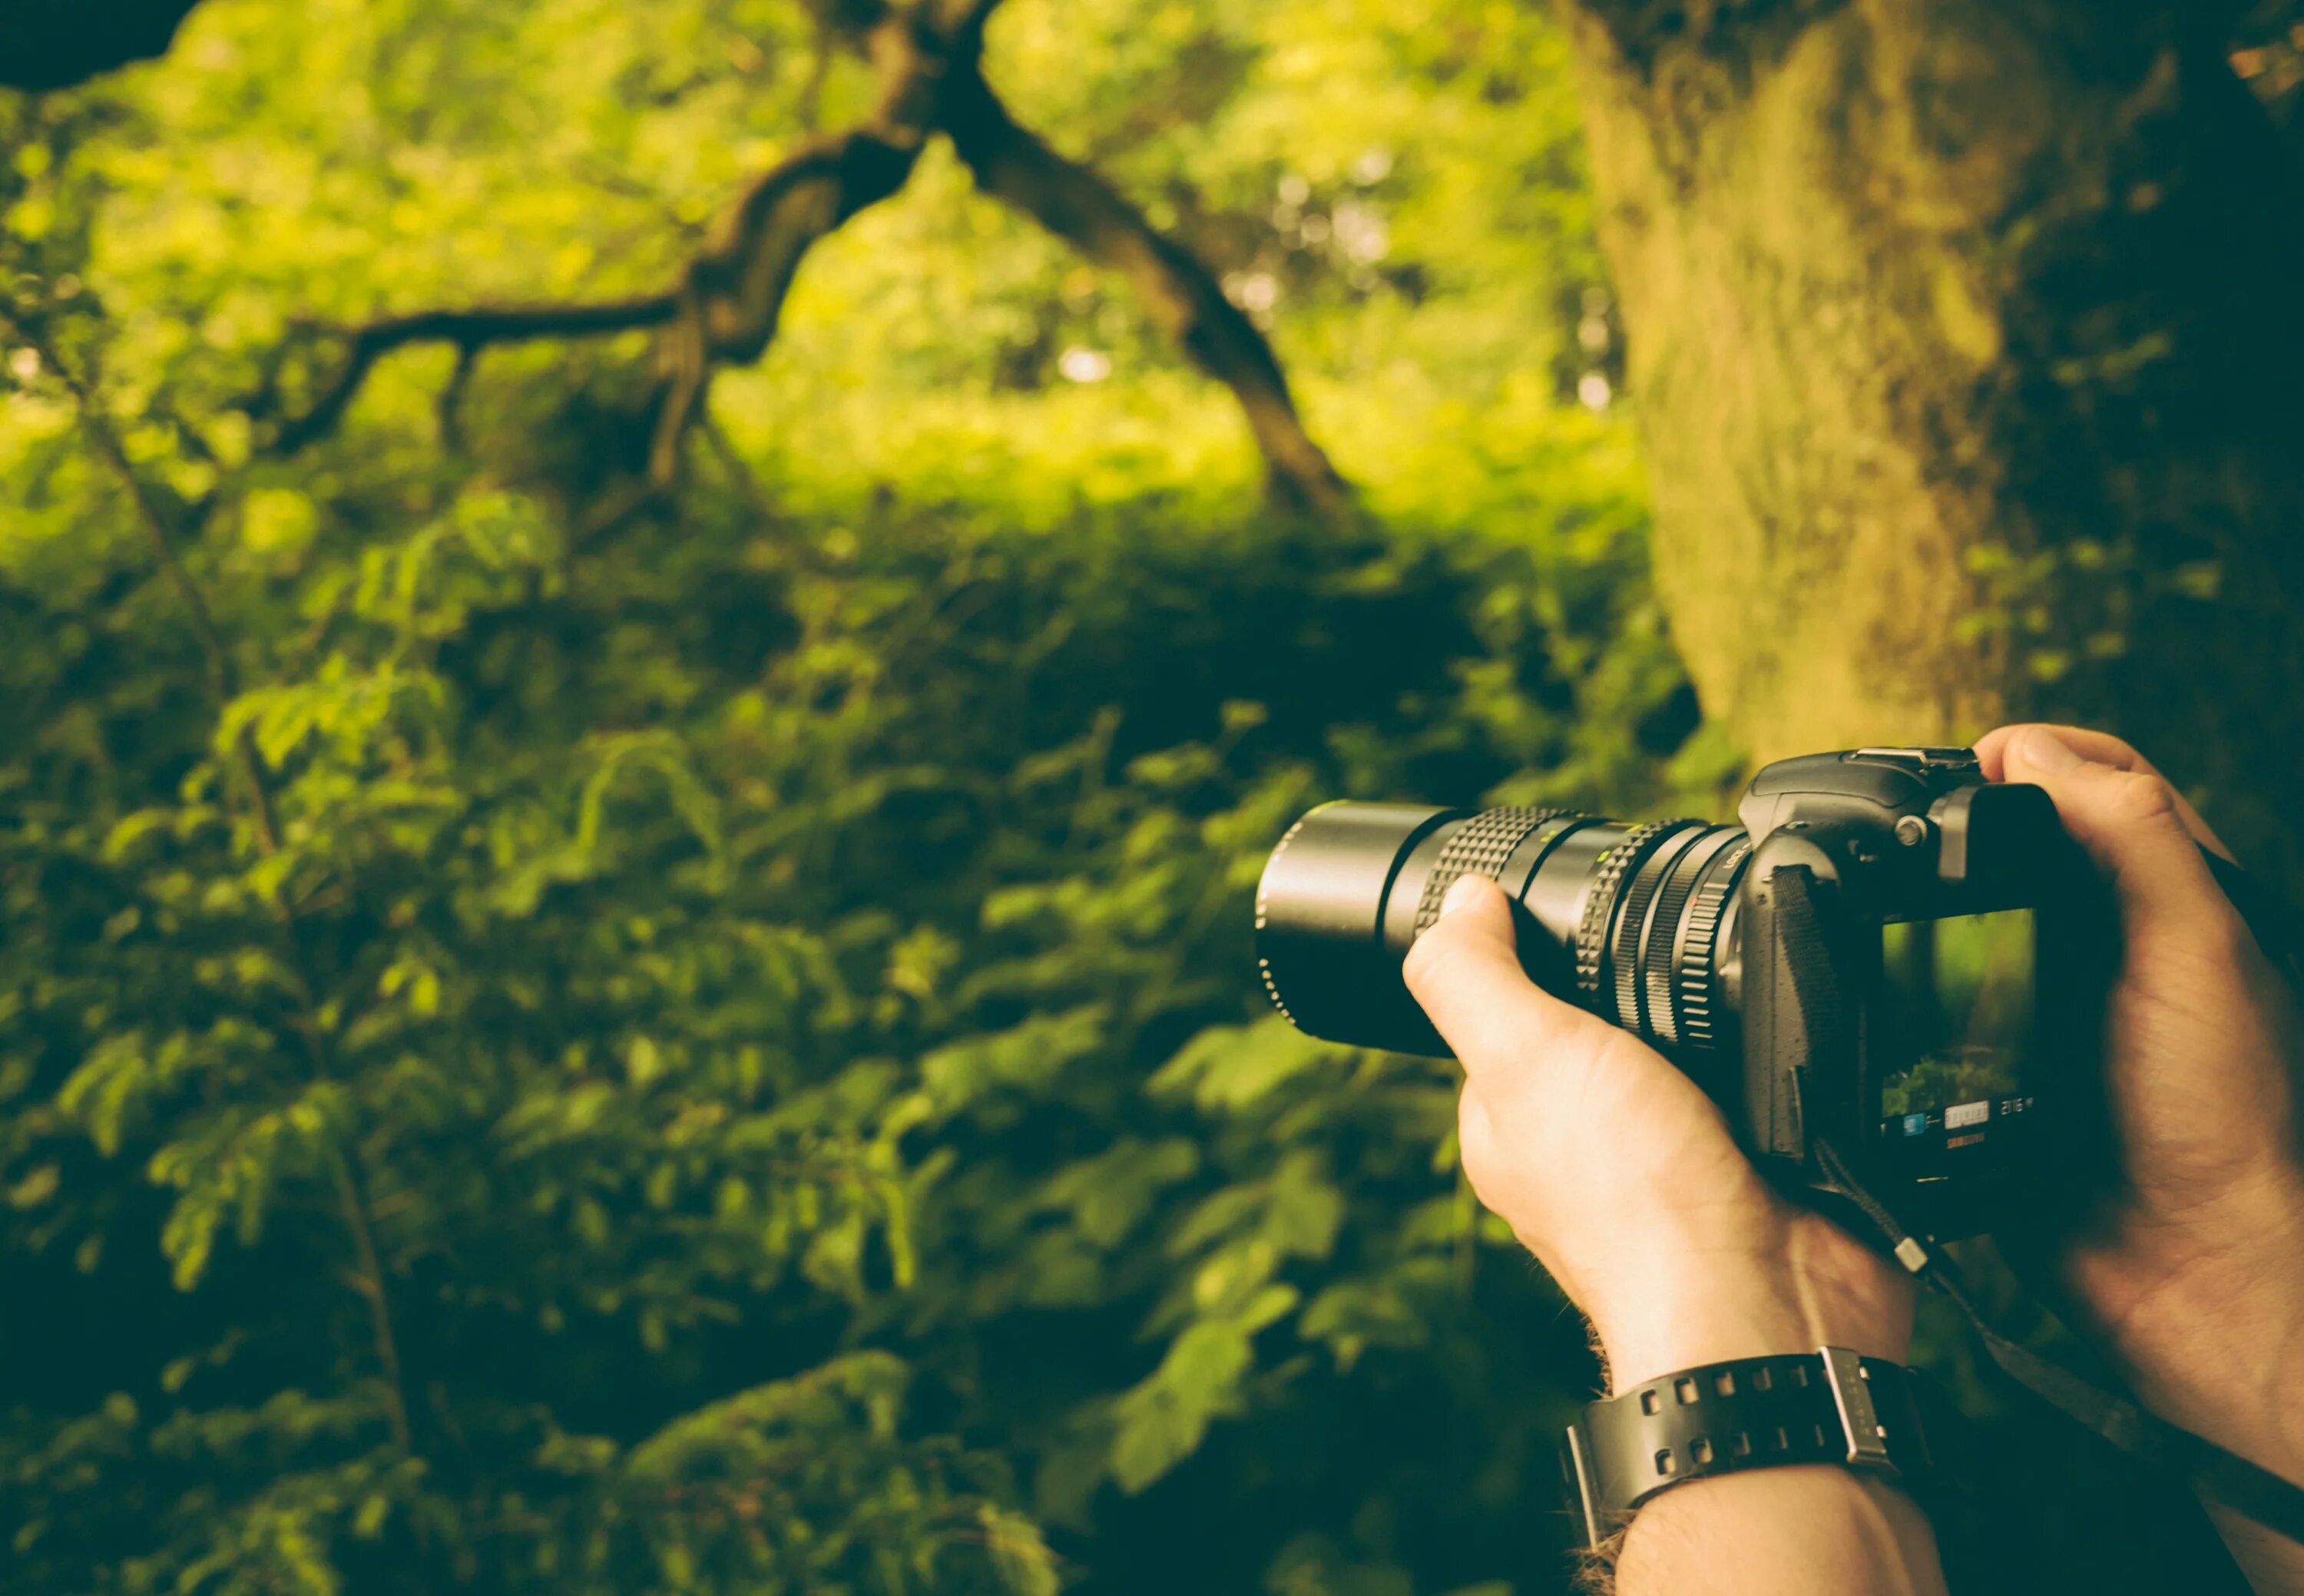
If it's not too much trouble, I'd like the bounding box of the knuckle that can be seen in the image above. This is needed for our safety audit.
[2098,767,2183,828]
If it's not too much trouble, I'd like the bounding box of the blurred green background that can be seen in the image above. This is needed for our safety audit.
[2,2,2300,1592]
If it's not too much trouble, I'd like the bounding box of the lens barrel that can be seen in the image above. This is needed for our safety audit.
[1255,801,1752,1058]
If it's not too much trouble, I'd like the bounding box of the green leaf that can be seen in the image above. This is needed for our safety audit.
[979,1503,1061,1596]
[1151,1017,1342,1110]
[1110,1283,1298,1492]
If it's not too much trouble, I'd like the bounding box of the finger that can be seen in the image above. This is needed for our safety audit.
[1998,724,2244,952]
[1401,873,1624,1094]
[1974,721,2153,780]
[1975,721,2230,859]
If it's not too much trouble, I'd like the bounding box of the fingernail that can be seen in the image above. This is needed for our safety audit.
[2018,726,2084,773]
[1441,875,1488,916]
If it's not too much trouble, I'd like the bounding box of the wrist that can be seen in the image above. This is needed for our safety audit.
[1589,1219,1913,1392]
[2084,1168,2304,1477]
[1598,1288,1911,1395]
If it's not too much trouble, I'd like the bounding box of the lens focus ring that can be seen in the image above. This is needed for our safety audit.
[1574,820,1697,1005]
[1411,806,1568,939]
[1674,836,1751,1051]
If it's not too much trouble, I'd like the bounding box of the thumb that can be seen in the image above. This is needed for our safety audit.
[1999,724,2237,953]
[1402,873,1627,1096]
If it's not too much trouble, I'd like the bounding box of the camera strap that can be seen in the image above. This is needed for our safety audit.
[1813,1136,2304,1545]
[1769,864,2304,1545]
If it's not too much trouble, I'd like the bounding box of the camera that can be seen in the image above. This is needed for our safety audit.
[1253,747,2100,1238]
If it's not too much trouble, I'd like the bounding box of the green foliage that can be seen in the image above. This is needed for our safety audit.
[0,2,1700,1591]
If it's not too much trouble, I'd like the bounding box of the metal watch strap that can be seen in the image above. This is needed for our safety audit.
[1562,1346,1942,1548]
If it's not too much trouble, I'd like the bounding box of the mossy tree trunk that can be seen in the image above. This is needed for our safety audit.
[1559,0,2304,882]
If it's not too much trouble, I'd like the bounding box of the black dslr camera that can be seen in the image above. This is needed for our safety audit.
[1254,747,2100,1238]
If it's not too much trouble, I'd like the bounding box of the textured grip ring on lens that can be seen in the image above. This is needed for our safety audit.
[1574,820,1694,1004]
[1610,821,1707,1036]
[1411,806,1568,939]
[1675,837,1751,1050]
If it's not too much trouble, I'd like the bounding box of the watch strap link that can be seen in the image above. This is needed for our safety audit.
[1563,1346,1939,1548]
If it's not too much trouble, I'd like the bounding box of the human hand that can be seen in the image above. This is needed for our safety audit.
[1402,873,1912,1392]
[1977,723,2304,1482]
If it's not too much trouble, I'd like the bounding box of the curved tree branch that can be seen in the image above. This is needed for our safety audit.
[273,293,683,454]
[267,0,1351,522]
[271,8,945,465]
[934,63,1353,522]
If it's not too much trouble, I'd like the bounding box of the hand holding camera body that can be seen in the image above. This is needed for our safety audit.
[1261,737,2304,1574]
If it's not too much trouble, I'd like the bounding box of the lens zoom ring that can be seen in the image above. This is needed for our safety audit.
[1411,806,1568,939]
[1675,837,1752,1051]
[1573,820,1691,1002]
[1608,823,1705,1033]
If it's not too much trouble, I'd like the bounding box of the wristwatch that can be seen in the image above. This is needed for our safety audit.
[1562,1346,1952,1548]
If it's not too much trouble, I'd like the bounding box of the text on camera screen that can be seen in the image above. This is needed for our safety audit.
[1876,909,2035,1145]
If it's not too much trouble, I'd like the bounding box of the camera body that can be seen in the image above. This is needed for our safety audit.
[1728,747,2090,1236]
[1254,747,2098,1238]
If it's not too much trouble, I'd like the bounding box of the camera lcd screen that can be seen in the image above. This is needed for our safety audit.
[1875,909,2036,1146]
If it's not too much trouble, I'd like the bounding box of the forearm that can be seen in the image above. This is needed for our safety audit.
[2074,1180,2304,1593]
[2209,1509,2304,1596]
[2127,1312,2304,1595]
[1614,1467,1946,1596]
[2166,1382,2304,1596]
[2146,1344,2304,1596]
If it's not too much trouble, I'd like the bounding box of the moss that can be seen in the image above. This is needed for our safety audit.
[1559,0,2304,887]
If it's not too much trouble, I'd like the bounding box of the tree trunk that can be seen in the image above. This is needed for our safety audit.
[1558,0,2304,884]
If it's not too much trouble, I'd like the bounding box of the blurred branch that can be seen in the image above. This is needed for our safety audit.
[437,343,478,452]
[4,307,419,1457]
[271,6,947,470]
[5,313,238,702]
[273,294,683,455]
[268,0,1349,519]
[816,0,1352,519]
[936,61,1354,522]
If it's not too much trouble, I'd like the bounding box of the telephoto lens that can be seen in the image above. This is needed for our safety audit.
[1253,803,1751,1060]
